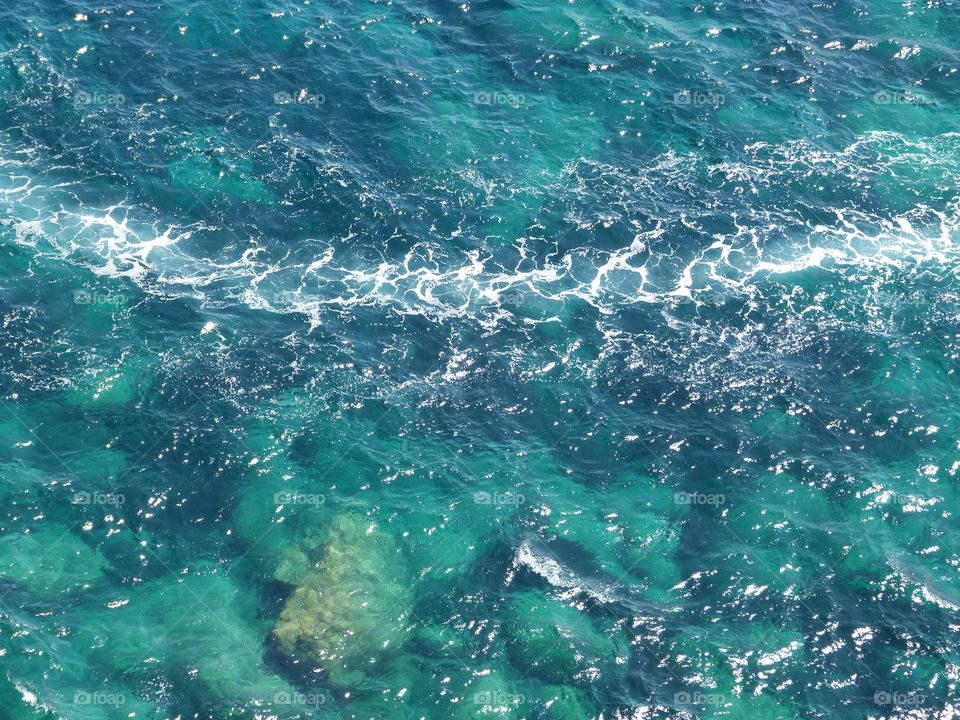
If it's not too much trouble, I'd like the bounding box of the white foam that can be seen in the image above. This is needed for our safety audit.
[2,131,959,335]
[513,539,617,604]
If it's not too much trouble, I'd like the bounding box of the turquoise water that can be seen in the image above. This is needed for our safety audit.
[1,0,959,717]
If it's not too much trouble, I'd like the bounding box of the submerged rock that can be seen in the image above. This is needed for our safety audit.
[169,132,274,203]
[503,589,618,685]
[0,672,55,719]
[667,623,806,720]
[0,526,107,595]
[273,545,313,587]
[701,693,801,719]
[64,350,156,409]
[529,472,623,577]
[538,685,595,720]
[75,567,292,710]
[724,472,837,593]
[606,475,688,598]
[528,472,688,601]
[411,623,469,659]
[452,669,527,720]
[272,513,412,688]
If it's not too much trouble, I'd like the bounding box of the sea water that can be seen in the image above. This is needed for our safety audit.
[0,0,959,718]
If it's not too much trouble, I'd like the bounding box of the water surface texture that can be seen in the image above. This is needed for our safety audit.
[1,0,959,718]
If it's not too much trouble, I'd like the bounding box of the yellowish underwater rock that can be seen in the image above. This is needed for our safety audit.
[272,513,412,688]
